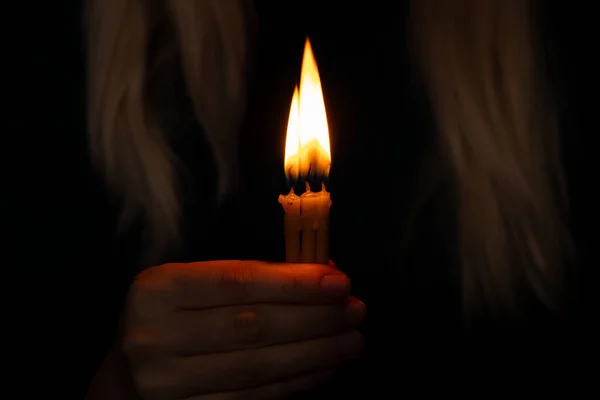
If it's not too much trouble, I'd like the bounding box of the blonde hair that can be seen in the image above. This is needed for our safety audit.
[87,0,571,314]
[86,0,249,262]
[411,0,570,315]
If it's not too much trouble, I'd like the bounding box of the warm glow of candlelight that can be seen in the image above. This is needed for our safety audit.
[284,38,331,183]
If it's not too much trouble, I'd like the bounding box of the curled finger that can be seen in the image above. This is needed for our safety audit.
[164,261,351,310]
[163,297,366,355]
[172,331,364,396]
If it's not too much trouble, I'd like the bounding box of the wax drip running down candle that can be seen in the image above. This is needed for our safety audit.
[278,38,332,265]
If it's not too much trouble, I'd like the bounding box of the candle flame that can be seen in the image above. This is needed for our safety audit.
[284,38,331,183]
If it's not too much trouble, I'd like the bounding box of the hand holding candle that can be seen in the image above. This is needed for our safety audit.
[280,38,332,265]
[119,261,365,399]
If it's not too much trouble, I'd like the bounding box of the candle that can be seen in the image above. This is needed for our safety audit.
[278,188,301,262]
[300,182,318,263]
[315,183,331,264]
[279,38,332,265]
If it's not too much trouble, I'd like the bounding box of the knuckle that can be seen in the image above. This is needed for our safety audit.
[121,330,160,361]
[162,265,190,298]
[135,264,170,289]
[131,264,178,303]
[233,308,267,345]
[144,263,196,307]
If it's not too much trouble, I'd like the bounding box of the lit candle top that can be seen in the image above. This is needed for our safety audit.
[284,38,331,186]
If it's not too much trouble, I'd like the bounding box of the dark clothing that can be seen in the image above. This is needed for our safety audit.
[14,1,596,397]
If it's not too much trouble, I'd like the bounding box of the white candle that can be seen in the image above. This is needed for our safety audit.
[315,183,331,265]
[279,189,301,262]
[300,182,318,263]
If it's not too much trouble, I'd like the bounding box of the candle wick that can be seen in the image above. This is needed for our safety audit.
[305,181,311,193]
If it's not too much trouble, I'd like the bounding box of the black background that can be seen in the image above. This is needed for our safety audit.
[7,0,598,397]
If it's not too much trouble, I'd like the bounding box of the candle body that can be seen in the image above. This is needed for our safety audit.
[314,187,331,264]
[278,190,302,262]
[280,183,331,265]
[300,190,318,263]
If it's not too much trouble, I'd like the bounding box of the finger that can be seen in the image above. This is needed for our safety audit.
[157,261,351,309]
[172,331,364,396]
[189,370,333,400]
[164,297,367,355]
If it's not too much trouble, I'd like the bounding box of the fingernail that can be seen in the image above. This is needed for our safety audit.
[321,274,351,296]
[346,299,367,324]
[336,331,364,357]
